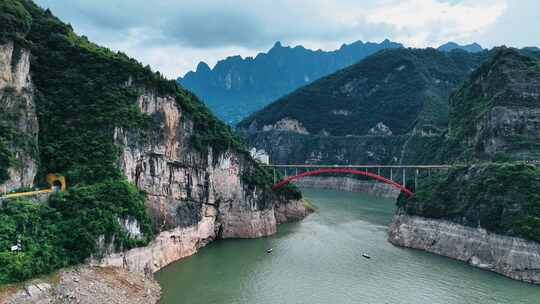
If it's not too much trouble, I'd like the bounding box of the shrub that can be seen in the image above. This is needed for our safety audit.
[0,179,152,284]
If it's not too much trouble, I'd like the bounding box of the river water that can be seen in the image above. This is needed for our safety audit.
[155,188,540,304]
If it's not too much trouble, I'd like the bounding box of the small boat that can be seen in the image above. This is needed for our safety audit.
[362,253,371,259]
[266,248,273,254]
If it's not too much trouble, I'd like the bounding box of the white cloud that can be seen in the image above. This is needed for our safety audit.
[33,0,521,79]
[366,0,508,47]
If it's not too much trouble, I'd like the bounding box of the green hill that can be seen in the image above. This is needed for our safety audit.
[0,0,294,285]
[238,48,488,136]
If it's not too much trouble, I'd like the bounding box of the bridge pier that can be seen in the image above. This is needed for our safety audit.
[415,169,419,190]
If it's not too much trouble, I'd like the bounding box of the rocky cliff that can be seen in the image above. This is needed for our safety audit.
[239,48,487,168]
[93,92,309,274]
[0,0,310,298]
[448,48,540,161]
[0,41,38,193]
[388,48,540,283]
[243,131,445,165]
[388,214,540,284]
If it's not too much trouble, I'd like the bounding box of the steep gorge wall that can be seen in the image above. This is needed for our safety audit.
[389,214,540,284]
[94,91,309,274]
[387,49,540,284]
[0,41,38,193]
[243,130,444,166]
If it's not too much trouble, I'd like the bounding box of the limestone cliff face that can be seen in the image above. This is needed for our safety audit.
[243,130,445,166]
[294,176,399,199]
[388,213,540,284]
[95,91,308,273]
[0,41,38,193]
[449,48,540,160]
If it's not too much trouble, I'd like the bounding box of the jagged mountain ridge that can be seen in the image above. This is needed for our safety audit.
[179,39,403,123]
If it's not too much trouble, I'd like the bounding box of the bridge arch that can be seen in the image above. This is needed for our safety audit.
[272,168,414,197]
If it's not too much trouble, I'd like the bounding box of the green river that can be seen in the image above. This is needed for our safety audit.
[155,188,540,304]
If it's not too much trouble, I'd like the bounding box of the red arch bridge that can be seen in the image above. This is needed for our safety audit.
[265,164,451,197]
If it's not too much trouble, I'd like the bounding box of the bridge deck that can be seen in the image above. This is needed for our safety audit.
[264,164,451,169]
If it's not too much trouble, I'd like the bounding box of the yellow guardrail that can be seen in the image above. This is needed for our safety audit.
[0,189,53,199]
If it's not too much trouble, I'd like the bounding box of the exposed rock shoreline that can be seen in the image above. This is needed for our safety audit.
[0,266,161,304]
[293,176,400,199]
[92,198,310,275]
[388,213,540,284]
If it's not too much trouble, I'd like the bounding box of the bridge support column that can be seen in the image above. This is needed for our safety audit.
[415,169,418,190]
[390,168,393,181]
[402,168,406,187]
[273,168,276,183]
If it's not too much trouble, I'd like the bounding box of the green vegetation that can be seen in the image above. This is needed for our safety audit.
[0,0,260,285]
[176,89,247,154]
[4,0,245,185]
[0,0,31,43]
[239,48,487,136]
[0,179,152,284]
[399,163,540,242]
[241,164,302,200]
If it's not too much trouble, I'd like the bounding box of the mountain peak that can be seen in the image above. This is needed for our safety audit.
[179,39,403,124]
[438,42,483,53]
[196,61,211,73]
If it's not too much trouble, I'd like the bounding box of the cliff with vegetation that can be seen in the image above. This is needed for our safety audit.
[239,48,487,167]
[0,0,308,296]
[388,48,540,283]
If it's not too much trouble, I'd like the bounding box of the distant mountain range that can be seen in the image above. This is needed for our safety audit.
[179,40,488,124]
[178,39,403,124]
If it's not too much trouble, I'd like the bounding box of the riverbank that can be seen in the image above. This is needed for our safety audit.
[155,188,540,304]
[0,266,161,304]
[90,198,311,275]
[388,213,540,284]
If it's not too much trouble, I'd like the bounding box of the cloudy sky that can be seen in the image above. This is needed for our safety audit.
[34,0,539,79]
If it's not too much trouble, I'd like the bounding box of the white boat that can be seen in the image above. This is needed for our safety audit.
[362,253,371,259]
[267,248,273,253]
